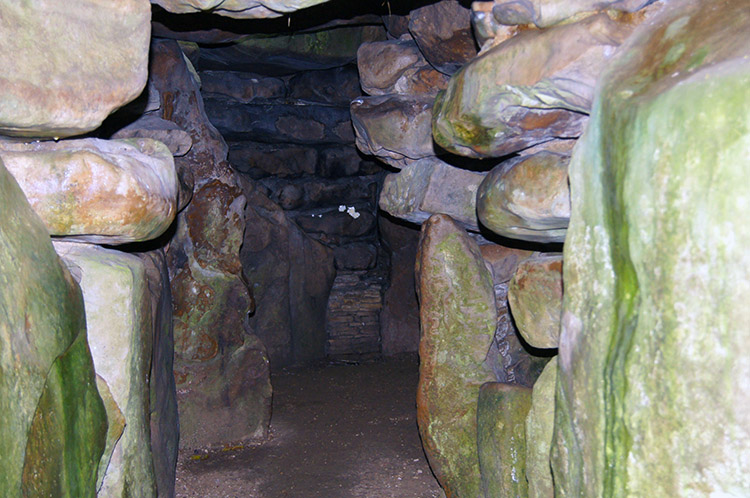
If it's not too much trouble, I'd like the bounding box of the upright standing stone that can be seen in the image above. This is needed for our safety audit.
[526,357,557,498]
[53,242,157,497]
[151,39,272,450]
[477,383,533,498]
[0,0,150,137]
[553,2,750,495]
[0,160,106,496]
[416,214,497,497]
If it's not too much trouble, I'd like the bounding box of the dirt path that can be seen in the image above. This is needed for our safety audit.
[175,354,445,497]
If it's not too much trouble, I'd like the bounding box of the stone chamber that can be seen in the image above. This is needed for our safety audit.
[1,0,749,497]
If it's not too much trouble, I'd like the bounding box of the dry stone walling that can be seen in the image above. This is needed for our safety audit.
[355,0,750,496]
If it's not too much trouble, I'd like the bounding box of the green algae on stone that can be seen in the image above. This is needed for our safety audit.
[53,242,158,497]
[525,357,557,498]
[477,382,533,498]
[415,214,497,497]
[508,254,564,349]
[0,158,106,496]
[477,151,570,243]
[552,1,750,495]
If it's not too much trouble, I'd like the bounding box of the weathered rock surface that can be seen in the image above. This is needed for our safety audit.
[357,39,449,96]
[260,174,379,210]
[53,242,157,497]
[379,216,421,356]
[509,254,563,349]
[1,138,178,245]
[152,0,330,19]
[333,242,378,271]
[0,0,150,138]
[351,94,435,168]
[477,382,533,498]
[112,114,193,156]
[553,2,750,495]
[200,71,287,102]
[241,178,336,367]
[432,13,642,158]
[380,157,485,231]
[287,65,363,106]
[151,39,271,450]
[408,0,477,75]
[526,357,557,498]
[196,26,384,74]
[294,207,377,243]
[416,214,497,497]
[477,151,570,243]
[0,160,106,496]
[492,0,654,28]
[471,1,523,52]
[205,97,354,144]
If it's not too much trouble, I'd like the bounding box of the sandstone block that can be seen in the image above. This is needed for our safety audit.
[477,151,570,243]
[351,94,435,168]
[409,0,478,75]
[509,254,563,349]
[492,0,655,28]
[416,214,497,497]
[152,0,330,19]
[112,114,193,157]
[1,138,178,245]
[379,157,485,231]
[0,0,150,138]
[526,357,557,498]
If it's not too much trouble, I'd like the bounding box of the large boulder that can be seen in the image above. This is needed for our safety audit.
[432,12,641,158]
[53,242,158,497]
[416,214,497,497]
[379,157,485,231]
[241,178,336,367]
[0,160,107,496]
[492,0,655,28]
[151,39,271,451]
[477,383,533,498]
[152,0,330,19]
[408,0,477,75]
[526,357,557,498]
[0,0,150,138]
[357,39,449,97]
[553,2,750,495]
[0,138,178,245]
[477,151,570,243]
[351,94,435,169]
[508,253,564,349]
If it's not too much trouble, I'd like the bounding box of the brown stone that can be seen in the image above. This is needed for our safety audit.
[409,0,478,75]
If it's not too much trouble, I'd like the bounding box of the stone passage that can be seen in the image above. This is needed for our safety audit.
[325,270,384,362]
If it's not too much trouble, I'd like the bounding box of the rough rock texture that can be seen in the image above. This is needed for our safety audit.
[53,242,157,497]
[151,39,271,451]
[526,357,557,498]
[112,114,193,156]
[139,250,179,498]
[200,71,287,103]
[408,0,478,75]
[380,157,485,231]
[196,26,384,74]
[471,1,522,52]
[509,254,563,349]
[204,97,355,144]
[492,0,654,28]
[351,94,435,169]
[553,2,750,495]
[357,39,449,97]
[1,138,178,245]
[477,382,533,498]
[416,214,497,498]
[477,152,570,243]
[0,0,150,138]
[152,0,330,19]
[379,216,421,356]
[287,65,363,106]
[240,178,336,367]
[432,12,642,158]
[0,160,106,496]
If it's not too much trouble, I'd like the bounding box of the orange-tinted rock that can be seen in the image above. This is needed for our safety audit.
[409,0,478,75]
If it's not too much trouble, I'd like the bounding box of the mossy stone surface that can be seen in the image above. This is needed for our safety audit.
[0,159,106,496]
[525,357,557,498]
[416,214,497,497]
[553,1,750,495]
[477,382,533,498]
